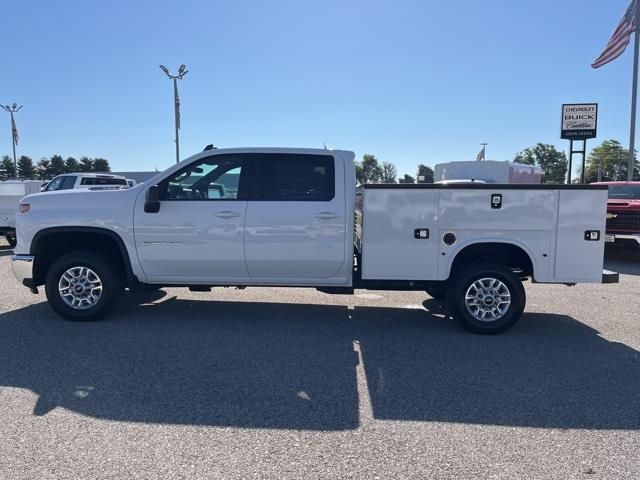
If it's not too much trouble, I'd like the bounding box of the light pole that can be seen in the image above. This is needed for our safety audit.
[159,64,188,164]
[1,103,22,175]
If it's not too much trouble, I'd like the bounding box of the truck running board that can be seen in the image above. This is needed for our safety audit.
[316,287,355,295]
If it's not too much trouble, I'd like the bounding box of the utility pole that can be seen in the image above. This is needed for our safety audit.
[1,103,22,175]
[159,64,188,164]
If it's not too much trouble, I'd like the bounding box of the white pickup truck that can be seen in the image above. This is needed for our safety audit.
[10,147,617,334]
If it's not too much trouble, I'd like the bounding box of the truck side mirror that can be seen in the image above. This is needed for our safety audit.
[144,185,161,213]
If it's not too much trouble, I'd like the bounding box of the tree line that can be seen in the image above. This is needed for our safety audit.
[0,155,112,181]
[514,140,639,183]
[355,139,638,186]
[355,154,434,185]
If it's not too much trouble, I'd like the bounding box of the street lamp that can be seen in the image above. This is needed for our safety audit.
[1,103,22,176]
[159,64,188,164]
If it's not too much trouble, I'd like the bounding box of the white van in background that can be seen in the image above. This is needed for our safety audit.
[0,180,42,247]
[434,161,542,184]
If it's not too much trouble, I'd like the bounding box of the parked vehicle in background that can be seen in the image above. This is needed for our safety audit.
[0,180,41,248]
[434,161,542,184]
[43,173,129,192]
[592,181,640,248]
[11,147,616,334]
[434,179,486,185]
[126,179,137,187]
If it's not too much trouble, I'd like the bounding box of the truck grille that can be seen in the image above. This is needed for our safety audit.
[607,211,640,231]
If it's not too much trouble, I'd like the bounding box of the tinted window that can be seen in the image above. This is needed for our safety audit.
[162,154,245,200]
[62,176,77,189]
[45,176,65,191]
[608,185,640,199]
[253,154,334,201]
[80,177,127,186]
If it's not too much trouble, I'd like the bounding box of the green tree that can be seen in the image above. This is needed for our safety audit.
[17,155,37,179]
[584,139,639,183]
[417,164,434,183]
[355,154,383,184]
[79,157,94,172]
[380,161,397,183]
[65,156,79,172]
[93,157,111,172]
[49,155,66,176]
[36,158,51,180]
[0,155,16,180]
[514,143,568,184]
[398,174,415,184]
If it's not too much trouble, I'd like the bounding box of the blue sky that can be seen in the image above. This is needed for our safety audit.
[2,0,636,177]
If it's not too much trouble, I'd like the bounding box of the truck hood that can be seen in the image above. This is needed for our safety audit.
[607,199,640,210]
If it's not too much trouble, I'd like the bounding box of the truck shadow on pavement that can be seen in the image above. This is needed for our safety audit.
[604,247,640,276]
[0,294,638,431]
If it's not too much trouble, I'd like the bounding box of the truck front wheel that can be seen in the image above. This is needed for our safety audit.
[45,250,123,321]
[445,262,525,334]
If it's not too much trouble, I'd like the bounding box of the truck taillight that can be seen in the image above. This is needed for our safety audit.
[19,203,30,213]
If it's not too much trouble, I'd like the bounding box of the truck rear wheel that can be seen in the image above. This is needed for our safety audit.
[445,262,525,334]
[45,250,123,321]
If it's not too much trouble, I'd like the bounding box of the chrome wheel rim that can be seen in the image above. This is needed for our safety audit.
[58,266,103,310]
[464,277,511,322]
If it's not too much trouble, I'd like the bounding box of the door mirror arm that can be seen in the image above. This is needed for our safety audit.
[144,185,161,213]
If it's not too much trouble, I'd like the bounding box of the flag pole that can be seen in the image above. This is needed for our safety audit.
[629,22,640,180]
[10,111,17,175]
[173,77,180,165]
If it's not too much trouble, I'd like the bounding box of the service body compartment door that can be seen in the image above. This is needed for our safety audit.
[554,189,607,282]
[361,188,438,280]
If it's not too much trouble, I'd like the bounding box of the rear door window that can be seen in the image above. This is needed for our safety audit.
[252,154,335,201]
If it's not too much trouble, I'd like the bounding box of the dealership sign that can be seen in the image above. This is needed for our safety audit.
[561,103,598,140]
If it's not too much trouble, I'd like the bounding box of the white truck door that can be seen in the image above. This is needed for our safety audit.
[244,153,346,279]
[134,153,250,282]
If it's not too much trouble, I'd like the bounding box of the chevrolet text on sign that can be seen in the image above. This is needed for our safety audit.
[561,103,598,140]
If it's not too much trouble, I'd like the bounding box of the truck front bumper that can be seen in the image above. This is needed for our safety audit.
[606,233,640,247]
[11,255,37,291]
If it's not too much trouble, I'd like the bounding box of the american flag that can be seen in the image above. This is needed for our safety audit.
[11,114,19,146]
[592,0,639,69]
[175,90,181,130]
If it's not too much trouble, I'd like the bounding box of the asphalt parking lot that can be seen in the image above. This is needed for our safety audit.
[0,242,639,480]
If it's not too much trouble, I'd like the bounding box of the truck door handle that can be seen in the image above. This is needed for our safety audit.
[215,211,241,219]
[315,212,339,220]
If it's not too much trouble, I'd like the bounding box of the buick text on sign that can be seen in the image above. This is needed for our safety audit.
[561,103,597,140]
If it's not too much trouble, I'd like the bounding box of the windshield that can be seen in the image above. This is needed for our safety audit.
[608,185,640,199]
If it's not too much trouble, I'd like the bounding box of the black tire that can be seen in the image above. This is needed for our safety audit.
[425,284,446,301]
[45,250,124,321]
[445,262,525,334]
[5,234,16,248]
